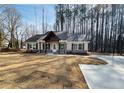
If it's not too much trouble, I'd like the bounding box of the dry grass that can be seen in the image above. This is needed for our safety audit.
[0,52,107,89]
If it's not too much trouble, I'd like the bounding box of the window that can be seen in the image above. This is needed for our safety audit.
[83,43,84,50]
[36,43,38,49]
[74,44,77,50]
[46,43,50,50]
[72,44,77,50]
[43,43,45,50]
[60,44,64,49]
[33,44,36,49]
[72,44,74,50]
[27,43,30,49]
[29,44,32,49]
[78,43,85,50]
[39,42,41,49]
[53,44,56,49]
[79,44,83,50]
[28,43,36,49]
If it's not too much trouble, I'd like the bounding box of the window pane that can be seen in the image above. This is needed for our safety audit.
[53,44,56,49]
[29,44,32,49]
[60,44,64,49]
[75,44,77,50]
[72,44,78,50]
[79,44,82,50]
[72,44,73,50]
[33,44,36,49]
[78,43,85,50]
[46,44,50,49]
[83,43,84,50]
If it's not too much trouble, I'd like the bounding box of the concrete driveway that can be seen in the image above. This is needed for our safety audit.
[79,55,124,89]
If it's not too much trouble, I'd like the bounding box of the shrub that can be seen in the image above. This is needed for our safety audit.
[0,47,20,52]
[26,50,39,53]
[66,50,89,55]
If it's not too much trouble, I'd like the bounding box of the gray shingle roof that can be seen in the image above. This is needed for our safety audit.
[25,34,44,42]
[55,31,67,40]
[25,31,89,42]
[67,33,89,41]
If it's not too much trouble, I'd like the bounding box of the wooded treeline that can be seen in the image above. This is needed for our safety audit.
[55,4,124,54]
[0,4,124,54]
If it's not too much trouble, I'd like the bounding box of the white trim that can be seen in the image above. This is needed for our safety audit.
[26,42,37,43]
[59,40,67,43]
[67,41,90,43]
[37,40,45,42]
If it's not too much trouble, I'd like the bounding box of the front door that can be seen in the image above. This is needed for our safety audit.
[46,43,51,53]
[52,44,57,53]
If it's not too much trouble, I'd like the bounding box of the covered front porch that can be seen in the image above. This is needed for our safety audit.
[38,41,66,54]
[38,31,66,54]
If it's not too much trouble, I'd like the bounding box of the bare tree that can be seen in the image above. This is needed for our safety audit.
[0,5,8,48]
[4,7,21,49]
[42,7,45,34]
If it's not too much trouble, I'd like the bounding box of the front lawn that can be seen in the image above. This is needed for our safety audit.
[0,52,107,89]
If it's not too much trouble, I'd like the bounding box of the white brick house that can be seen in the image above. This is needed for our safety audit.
[25,31,89,54]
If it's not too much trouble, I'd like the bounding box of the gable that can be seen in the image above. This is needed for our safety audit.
[43,31,60,42]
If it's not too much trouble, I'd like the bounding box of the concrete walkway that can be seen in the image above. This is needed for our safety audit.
[79,55,124,89]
